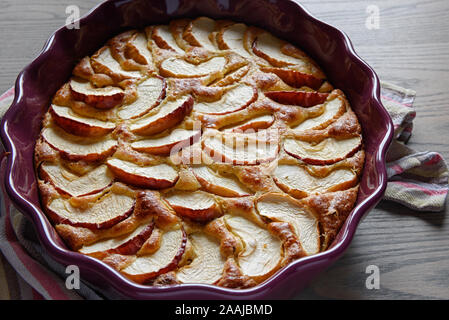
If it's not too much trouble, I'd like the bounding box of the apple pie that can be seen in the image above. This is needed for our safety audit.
[34,17,364,288]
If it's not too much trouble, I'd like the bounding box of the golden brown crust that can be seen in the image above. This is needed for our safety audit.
[205,217,242,257]
[268,222,306,265]
[215,258,257,289]
[34,138,59,165]
[135,191,180,229]
[34,17,365,288]
[306,187,359,249]
[150,271,180,286]
[102,254,135,270]
[137,227,162,256]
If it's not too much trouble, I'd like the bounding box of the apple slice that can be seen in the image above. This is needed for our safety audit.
[42,127,117,162]
[256,193,320,255]
[212,65,250,87]
[264,91,329,107]
[183,17,217,51]
[39,163,112,197]
[129,95,193,135]
[194,84,257,115]
[292,97,345,131]
[283,136,362,165]
[131,129,200,156]
[203,132,279,165]
[224,215,282,282]
[117,77,166,120]
[121,227,187,283]
[217,23,252,58]
[125,32,153,66]
[159,56,226,78]
[191,166,250,197]
[46,191,135,229]
[79,223,154,256]
[273,164,357,198]
[176,232,225,284]
[261,67,323,89]
[107,158,179,189]
[152,25,184,53]
[50,105,115,137]
[165,191,221,221]
[91,47,141,80]
[69,78,124,109]
[252,32,307,67]
[224,114,274,133]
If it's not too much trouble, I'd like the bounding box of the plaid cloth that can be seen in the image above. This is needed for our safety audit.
[380,82,449,211]
[0,82,447,299]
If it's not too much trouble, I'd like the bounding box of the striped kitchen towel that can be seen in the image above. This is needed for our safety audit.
[380,82,449,211]
[0,82,447,299]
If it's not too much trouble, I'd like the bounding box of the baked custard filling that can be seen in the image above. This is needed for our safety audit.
[34,17,364,288]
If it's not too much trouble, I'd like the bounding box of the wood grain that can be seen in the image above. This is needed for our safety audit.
[0,0,448,300]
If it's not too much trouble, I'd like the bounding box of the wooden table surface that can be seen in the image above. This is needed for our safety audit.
[0,0,448,300]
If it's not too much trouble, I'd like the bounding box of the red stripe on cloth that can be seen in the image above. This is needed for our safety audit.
[381,94,413,107]
[0,88,14,102]
[381,94,413,108]
[407,111,416,119]
[390,164,403,175]
[2,198,72,300]
[391,180,447,196]
[423,153,443,166]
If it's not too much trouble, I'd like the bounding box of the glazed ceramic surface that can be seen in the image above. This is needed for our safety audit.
[0,0,393,299]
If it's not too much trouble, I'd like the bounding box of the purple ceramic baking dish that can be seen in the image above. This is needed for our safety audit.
[0,0,393,299]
